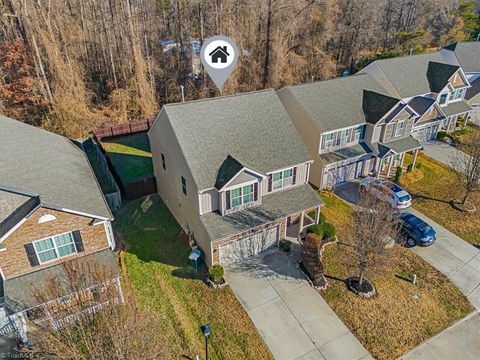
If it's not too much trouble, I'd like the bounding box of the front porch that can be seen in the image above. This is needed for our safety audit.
[286,206,321,241]
[378,148,419,179]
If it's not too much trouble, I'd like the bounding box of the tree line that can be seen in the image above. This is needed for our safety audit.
[0,0,479,137]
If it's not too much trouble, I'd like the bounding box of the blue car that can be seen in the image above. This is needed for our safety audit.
[399,213,437,247]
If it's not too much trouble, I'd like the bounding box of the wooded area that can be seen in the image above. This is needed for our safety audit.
[1,0,479,137]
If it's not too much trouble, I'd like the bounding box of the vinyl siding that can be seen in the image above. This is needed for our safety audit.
[199,189,219,215]
[382,110,415,142]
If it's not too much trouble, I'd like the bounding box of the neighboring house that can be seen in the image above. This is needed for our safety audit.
[441,42,480,125]
[361,51,472,135]
[0,116,122,337]
[278,74,422,189]
[148,90,323,266]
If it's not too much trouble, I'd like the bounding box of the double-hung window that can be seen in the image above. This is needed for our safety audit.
[355,125,365,141]
[394,120,405,137]
[33,232,77,264]
[455,88,465,100]
[272,168,294,190]
[181,176,187,195]
[161,153,166,170]
[323,133,334,149]
[439,93,448,106]
[230,184,254,208]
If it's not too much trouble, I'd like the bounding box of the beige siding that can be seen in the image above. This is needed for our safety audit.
[148,111,211,258]
[418,105,442,124]
[451,71,467,87]
[199,189,219,215]
[382,110,415,142]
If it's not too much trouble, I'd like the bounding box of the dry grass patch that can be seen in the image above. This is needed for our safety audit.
[400,153,480,246]
[115,195,273,360]
[319,191,473,360]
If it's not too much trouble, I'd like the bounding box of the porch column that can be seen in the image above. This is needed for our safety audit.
[463,113,469,129]
[412,149,419,169]
[315,206,321,225]
[376,158,382,179]
[386,156,393,178]
[298,211,305,240]
[400,152,406,168]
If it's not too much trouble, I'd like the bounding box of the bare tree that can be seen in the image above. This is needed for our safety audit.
[450,131,480,209]
[25,260,164,359]
[348,191,401,296]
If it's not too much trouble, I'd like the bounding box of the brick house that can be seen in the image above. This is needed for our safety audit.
[0,116,121,338]
[148,90,323,266]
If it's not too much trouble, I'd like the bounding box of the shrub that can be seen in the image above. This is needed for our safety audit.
[394,167,402,183]
[416,162,422,170]
[322,222,337,240]
[407,163,414,172]
[436,131,447,140]
[208,265,224,282]
[319,212,327,225]
[279,239,292,252]
[307,224,324,239]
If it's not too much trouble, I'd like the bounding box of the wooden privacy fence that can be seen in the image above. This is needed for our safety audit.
[93,119,154,140]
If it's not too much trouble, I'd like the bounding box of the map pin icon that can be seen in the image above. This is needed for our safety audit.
[200,35,239,89]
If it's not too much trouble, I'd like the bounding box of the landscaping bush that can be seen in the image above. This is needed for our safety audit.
[307,224,324,239]
[394,167,402,183]
[436,131,447,140]
[416,162,422,170]
[279,239,292,252]
[322,222,337,240]
[319,212,327,225]
[208,265,224,282]
[407,163,414,172]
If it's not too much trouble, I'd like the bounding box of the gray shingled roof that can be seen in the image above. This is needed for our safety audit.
[0,188,40,239]
[215,155,244,190]
[382,136,422,154]
[466,77,480,101]
[0,116,111,219]
[366,52,457,98]
[408,96,436,116]
[4,248,118,312]
[199,185,322,242]
[319,143,371,165]
[161,90,311,190]
[427,62,460,93]
[281,74,396,131]
[442,101,473,117]
[444,42,480,73]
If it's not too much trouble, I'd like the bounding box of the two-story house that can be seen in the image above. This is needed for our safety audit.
[362,51,472,136]
[0,116,122,336]
[278,73,422,189]
[148,90,323,266]
[441,42,480,125]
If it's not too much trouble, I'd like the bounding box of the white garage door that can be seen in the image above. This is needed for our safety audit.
[219,226,279,265]
[412,123,439,143]
[326,162,357,188]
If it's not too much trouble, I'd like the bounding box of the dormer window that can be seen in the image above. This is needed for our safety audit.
[230,184,254,208]
[439,93,448,106]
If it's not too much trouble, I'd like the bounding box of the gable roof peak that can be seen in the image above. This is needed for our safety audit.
[362,90,399,124]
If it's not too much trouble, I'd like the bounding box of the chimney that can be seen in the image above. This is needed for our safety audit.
[222,46,227,53]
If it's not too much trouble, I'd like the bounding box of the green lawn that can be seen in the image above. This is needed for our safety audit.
[114,195,273,360]
[318,191,473,360]
[102,133,153,184]
[400,152,480,246]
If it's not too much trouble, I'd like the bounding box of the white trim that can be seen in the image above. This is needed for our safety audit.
[0,267,5,280]
[217,166,266,192]
[32,231,77,265]
[223,179,257,192]
[104,221,115,250]
[43,204,111,221]
[38,214,56,224]
[0,205,41,243]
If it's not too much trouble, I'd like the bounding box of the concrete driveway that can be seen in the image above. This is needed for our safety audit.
[334,181,480,309]
[334,181,480,360]
[421,140,467,168]
[225,248,371,360]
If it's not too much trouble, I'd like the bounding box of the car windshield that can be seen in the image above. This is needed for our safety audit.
[398,194,411,202]
[419,224,433,233]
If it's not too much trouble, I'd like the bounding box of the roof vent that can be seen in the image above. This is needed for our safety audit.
[39,214,56,224]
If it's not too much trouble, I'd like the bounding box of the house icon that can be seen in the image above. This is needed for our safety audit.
[209,46,230,63]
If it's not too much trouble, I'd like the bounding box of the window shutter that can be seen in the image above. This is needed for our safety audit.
[24,243,39,267]
[292,167,297,185]
[268,174,272,192]
[254,183,258,201]
[225,191,231,210]
[72,230,84,253]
